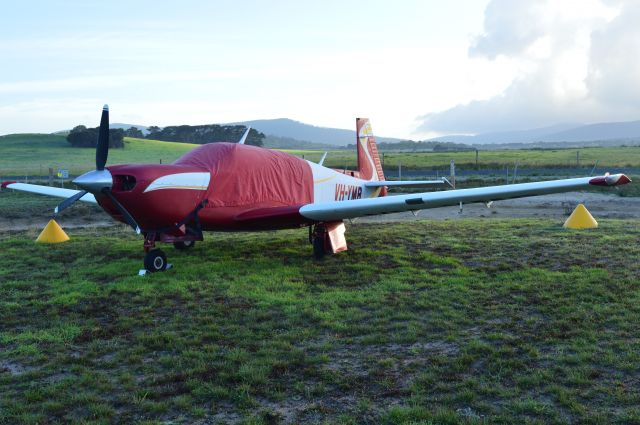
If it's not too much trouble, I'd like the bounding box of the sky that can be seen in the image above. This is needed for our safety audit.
[0,0,638,139]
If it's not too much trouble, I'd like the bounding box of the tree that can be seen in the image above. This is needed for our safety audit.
[124,127,144,138]
[66,125,95,148]
[147,126,161,137]
[245,128,264,147]
[66,125,124,148]
[144,124,265,146]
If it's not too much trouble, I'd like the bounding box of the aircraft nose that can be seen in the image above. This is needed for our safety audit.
[73,169,113,193]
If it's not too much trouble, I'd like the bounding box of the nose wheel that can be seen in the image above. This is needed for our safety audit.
[144,249,168,273]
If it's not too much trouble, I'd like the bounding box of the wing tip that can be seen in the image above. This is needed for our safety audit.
[1,181,16,189]
[589,173,631,186]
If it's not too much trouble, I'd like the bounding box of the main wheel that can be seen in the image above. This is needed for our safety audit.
[144,249,167,272]
[174,240,195,250]
[312,236,326,260]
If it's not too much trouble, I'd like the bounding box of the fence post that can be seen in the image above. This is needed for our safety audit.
[450,160,456,189]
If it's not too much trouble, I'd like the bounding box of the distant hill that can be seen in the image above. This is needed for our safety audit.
[110,123,150,135]
[427,120,640,145]
[229,118,402,146]
[54,118,640,149]
[543,121,640,143]
[262,135,340,150]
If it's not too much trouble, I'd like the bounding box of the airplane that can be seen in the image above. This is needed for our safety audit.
[1,106,631,273]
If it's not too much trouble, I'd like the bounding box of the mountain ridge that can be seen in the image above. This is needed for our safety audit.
[227,118,403,146]
[427,121,640,144]
[52,118,640,147]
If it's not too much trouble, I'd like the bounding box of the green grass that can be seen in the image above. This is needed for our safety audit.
[287,146,640,171]
[2,134,640,178]
[0,134,196,176]
[1,219,639,423]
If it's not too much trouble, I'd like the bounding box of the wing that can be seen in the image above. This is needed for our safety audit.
[299,174,631,221]
[1,182,97,204]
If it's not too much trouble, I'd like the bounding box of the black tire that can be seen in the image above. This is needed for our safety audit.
[174,240,195,250]
[144,249,167,272]
[313,236,326,260]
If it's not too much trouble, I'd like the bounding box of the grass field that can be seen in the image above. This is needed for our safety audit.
[0,134,195,176]
[2,134,640,178]
[286,147,640,171]
[1,219,639,424]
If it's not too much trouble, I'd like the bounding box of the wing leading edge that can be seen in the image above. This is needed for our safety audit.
[1,182,97,204]
[299,174,631,222]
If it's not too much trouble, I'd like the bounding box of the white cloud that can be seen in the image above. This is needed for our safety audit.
[417,0,639,135]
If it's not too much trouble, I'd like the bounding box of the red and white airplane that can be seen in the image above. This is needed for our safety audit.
[2,106,631,272]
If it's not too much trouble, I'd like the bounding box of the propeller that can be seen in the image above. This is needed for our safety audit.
[53,105,143,233]
[54,105,142,234]
[54,190,88,214]
[96,105,109,170]
[102,189,141,234]
[54,105,112,216]
[53,105,141,233]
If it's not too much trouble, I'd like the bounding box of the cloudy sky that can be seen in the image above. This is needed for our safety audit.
[0,0,638,138]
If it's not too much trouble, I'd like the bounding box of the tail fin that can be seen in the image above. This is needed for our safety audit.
[356,118,385,182]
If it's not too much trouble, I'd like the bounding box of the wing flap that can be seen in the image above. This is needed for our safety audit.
[300,174,631,221]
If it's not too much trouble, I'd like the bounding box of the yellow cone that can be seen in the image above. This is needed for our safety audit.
[563,204,598,229]
[36,219,70,243]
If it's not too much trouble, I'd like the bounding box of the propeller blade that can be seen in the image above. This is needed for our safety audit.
[96,104,109,170]
[102,189,141,234]
[54,190,88,214]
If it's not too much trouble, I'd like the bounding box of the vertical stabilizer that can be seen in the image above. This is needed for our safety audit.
[356,118,385,182]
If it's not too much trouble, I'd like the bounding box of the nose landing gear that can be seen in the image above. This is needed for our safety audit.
[144,249,168,273]
[138,203,206,275]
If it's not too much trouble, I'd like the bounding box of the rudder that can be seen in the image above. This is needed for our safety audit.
[356,118,385,182]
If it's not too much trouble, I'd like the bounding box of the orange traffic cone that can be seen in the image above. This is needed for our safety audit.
[36,219,70,243]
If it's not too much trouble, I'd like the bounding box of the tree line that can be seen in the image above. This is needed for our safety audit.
[146,125,264,147]
[66,126,125,148]
[346,139,475,152]
[67,124,264,148]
